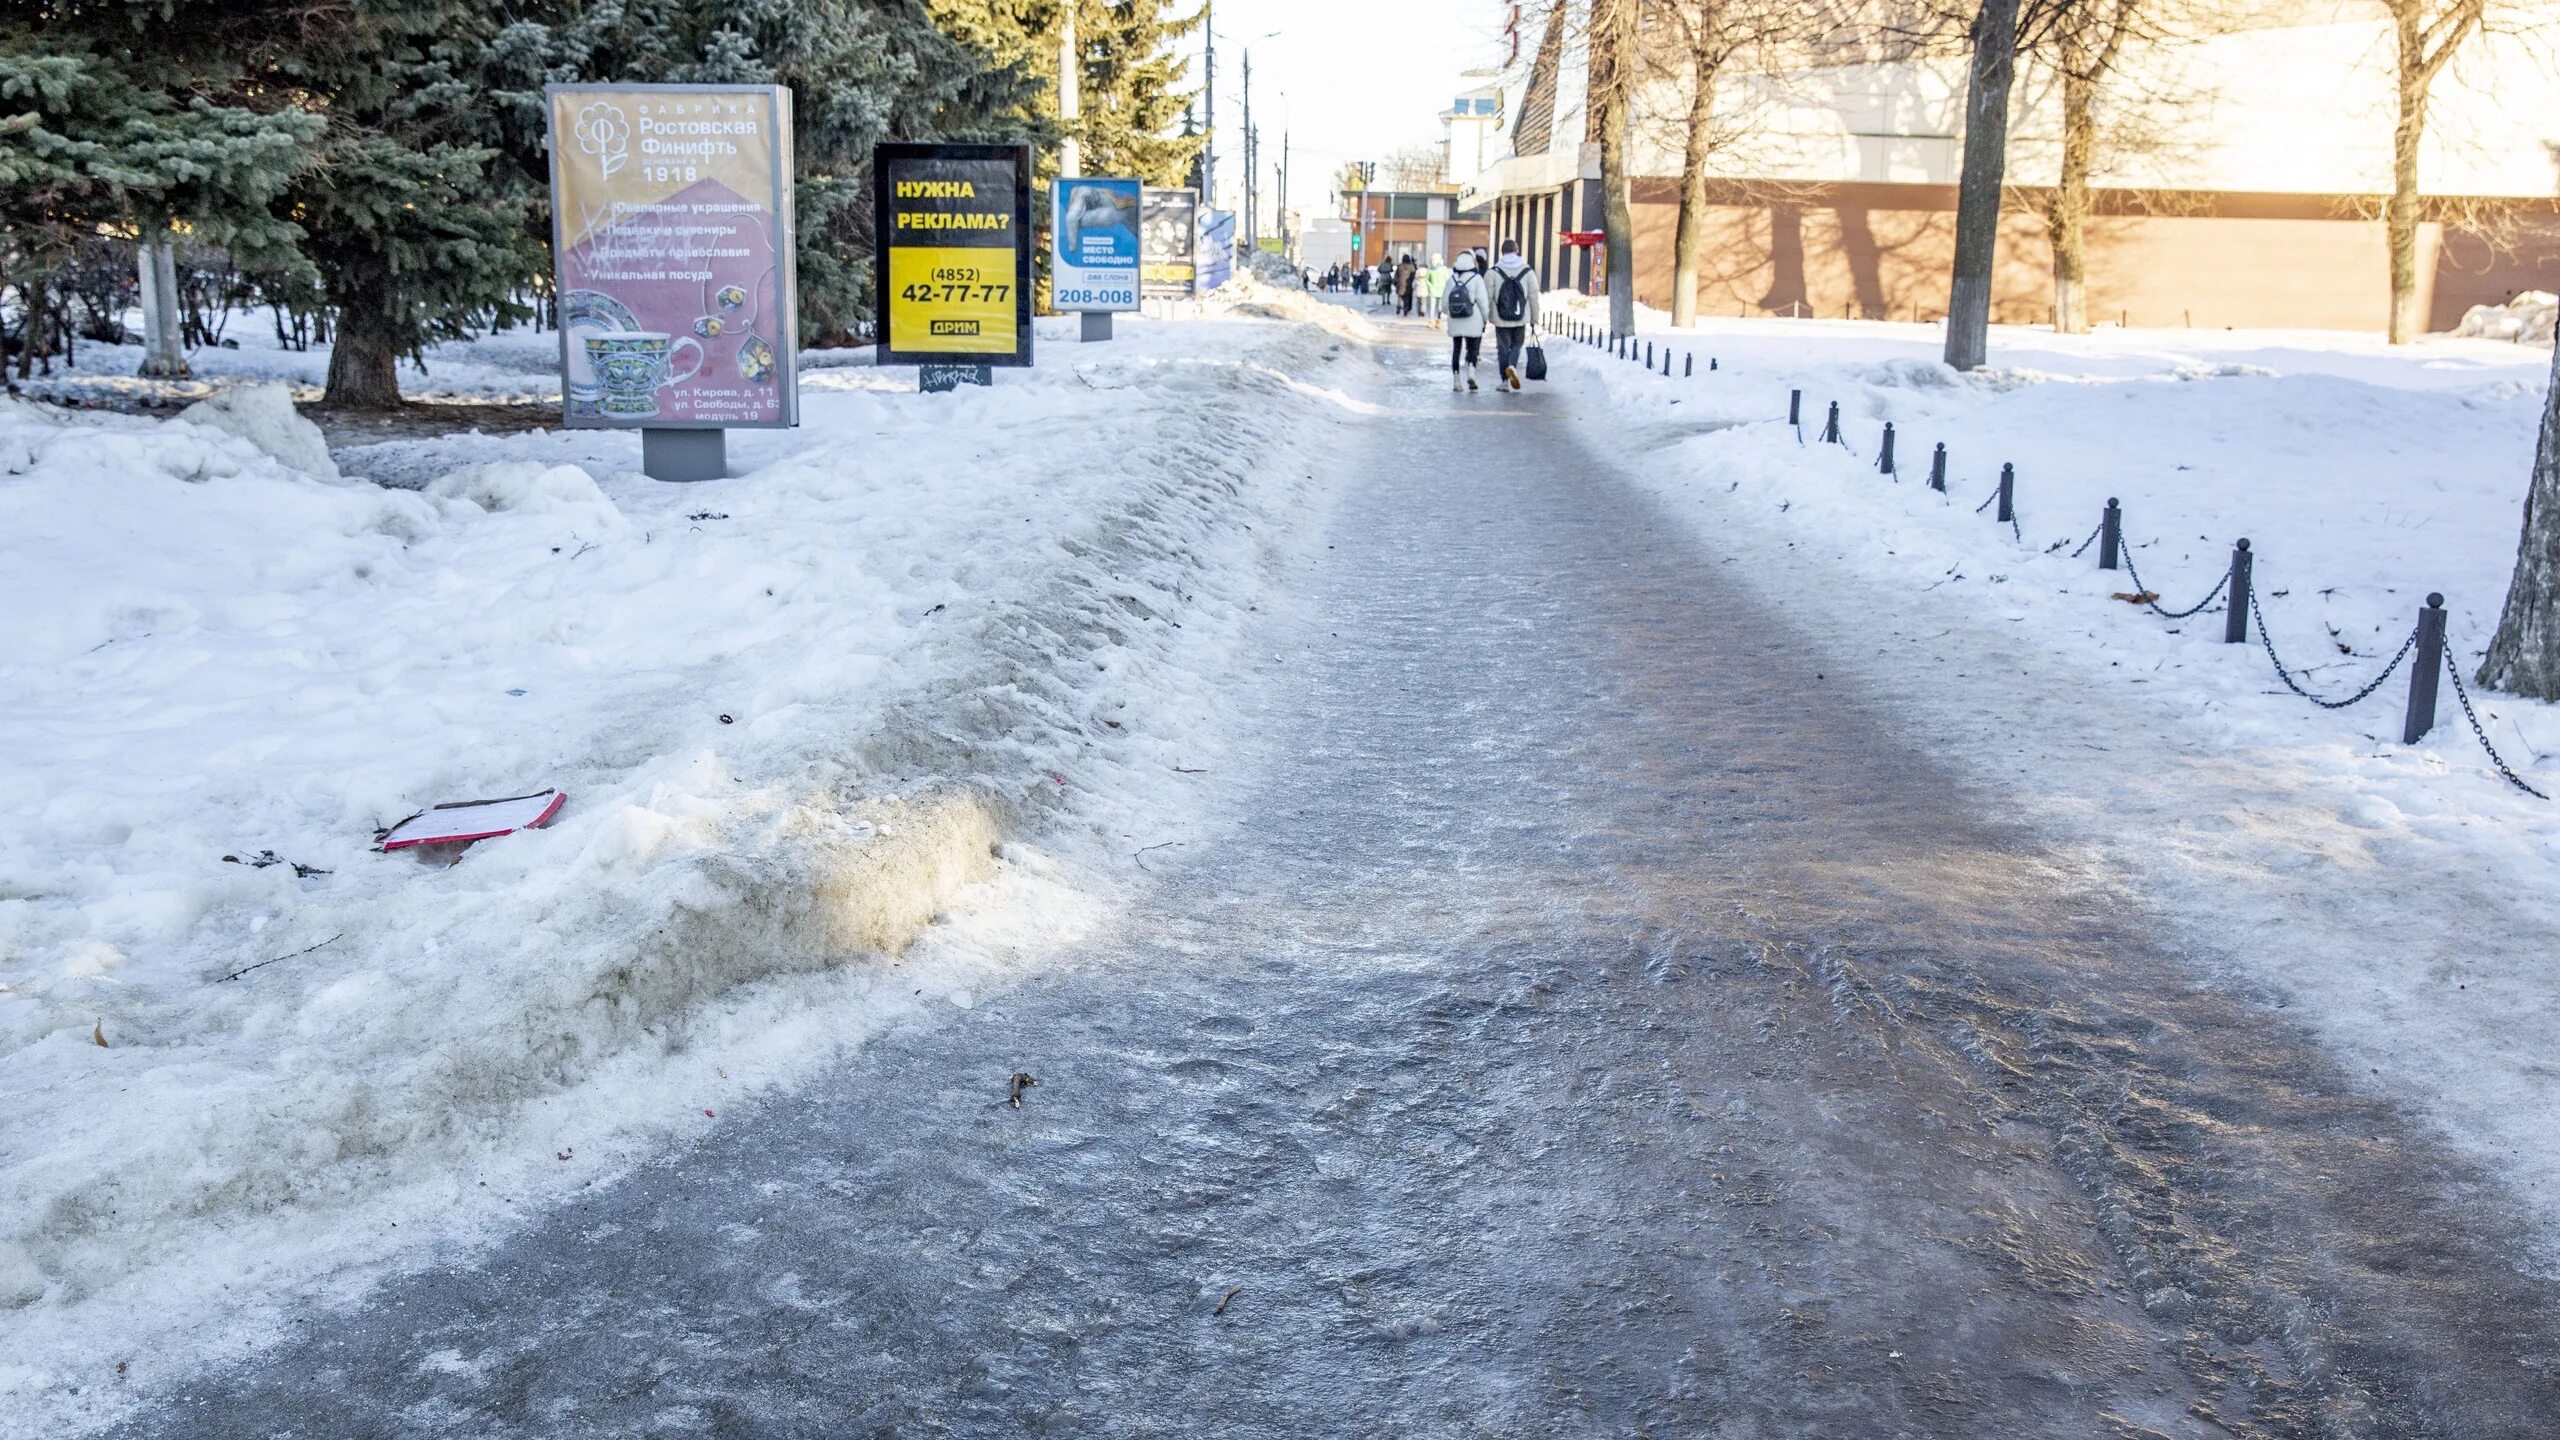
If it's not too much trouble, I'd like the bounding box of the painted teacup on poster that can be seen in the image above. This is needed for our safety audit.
[546,83,798,429]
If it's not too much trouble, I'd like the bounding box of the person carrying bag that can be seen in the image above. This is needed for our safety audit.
[1443,253,1490,391]
[1487,239,1542,391]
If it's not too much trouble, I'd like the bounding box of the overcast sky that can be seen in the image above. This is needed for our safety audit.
[1183,0,1515,219]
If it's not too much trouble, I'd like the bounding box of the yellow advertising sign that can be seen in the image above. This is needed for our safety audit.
[873,144,1033,367]
[886,247,1017,354]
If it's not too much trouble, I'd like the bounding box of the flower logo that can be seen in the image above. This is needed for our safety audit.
[574,102,631,181]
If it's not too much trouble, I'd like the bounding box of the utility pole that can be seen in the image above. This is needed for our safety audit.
[1279,129,1291,260]
[1058,0,1080,177]
[1241,48,1254,249]
[1201,3,1216,206]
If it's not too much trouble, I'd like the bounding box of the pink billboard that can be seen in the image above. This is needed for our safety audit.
[545,84,798,429]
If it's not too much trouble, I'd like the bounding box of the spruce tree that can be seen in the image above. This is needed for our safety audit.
[272,1,546,408]
[1067,0,1205,185]
[1,5,319,372]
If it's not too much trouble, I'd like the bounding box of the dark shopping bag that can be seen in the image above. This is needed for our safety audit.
[1523,342,1547,382]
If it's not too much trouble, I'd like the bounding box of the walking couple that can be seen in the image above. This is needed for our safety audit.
[1443,240,1541,392]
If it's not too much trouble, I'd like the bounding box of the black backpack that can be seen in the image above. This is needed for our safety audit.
[1445,274,1475,320]
[1495,269,1528,324]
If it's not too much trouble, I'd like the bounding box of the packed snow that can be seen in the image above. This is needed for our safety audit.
[2456,291,2557,346]
[1536,294,2560,1260]
[0,291,1366,1431]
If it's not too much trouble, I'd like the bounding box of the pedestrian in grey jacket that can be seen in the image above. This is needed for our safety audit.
[1487,239,1542,391]
[1444,252,1491,391]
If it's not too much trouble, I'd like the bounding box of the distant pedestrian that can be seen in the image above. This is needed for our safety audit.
[1395,254,1418,317]
[1487,238,1541,391]
[1444,251,1490,391]
[1421,254,1451,330]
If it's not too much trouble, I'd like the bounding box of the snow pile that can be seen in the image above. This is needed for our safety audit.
[0,309,1357,1420]
[2455,291,2556,345]
[174,382,342,479]
[1541,309,2560,1252]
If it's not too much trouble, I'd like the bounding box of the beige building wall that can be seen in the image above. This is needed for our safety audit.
[1620,180,2560,332]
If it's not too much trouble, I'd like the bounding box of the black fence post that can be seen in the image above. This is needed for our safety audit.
[1684,353,1693,378]
[1877,422,1897,476]
[1821,401,1842,445]
[1928,443,1947,492]
[2224,540,2253,644]
[1710,357,1718,371]
[1645,341,1654,368]
[1788,389,1802,427]
[2099,498,2121,570]
[2403,593,2448,744]
[1662,349,1672,376]
[1995,462,2014,523]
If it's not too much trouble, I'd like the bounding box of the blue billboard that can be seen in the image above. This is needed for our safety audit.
[1051,177,1142,312]
[1198,210,1236,292]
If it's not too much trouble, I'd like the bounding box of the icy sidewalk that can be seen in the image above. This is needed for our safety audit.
[0,296,1362,1415]
[1542,305,2560,1257]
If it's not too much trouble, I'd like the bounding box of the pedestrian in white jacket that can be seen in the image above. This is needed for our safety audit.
[1444,252,1491,390]
[1487,240,1541,391]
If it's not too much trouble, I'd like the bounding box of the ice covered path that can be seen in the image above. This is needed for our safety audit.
[122,324,2560,1438]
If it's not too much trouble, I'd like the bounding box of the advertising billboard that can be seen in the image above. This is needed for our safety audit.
[545,84,797,429]
[1051,178,1142,312]
[1197,210,1236,292]
[1140,187,1199,298]
[873,142,1034,367]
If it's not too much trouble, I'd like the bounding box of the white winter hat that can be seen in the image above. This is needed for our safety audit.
[1453,252,1476,271]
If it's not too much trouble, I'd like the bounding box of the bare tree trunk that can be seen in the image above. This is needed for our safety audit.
[2479,341,2560,695]
[1593,0,1639,339]
[2048,69,2095,335]
[138,237,191,379]
[322,274,406,409]
[2387,6,2428,345]
[1671,57,1716,329]
[17,277,46,379]
[1944,0,2020,371]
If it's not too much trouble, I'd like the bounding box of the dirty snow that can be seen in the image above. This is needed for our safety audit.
[0,291,1364,1431]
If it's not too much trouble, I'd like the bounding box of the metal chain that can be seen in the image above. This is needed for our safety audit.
[2249,591,2419,710]
[2118,546,2228,620]
[2442,651,2551,799]
[1768,435,2545,800]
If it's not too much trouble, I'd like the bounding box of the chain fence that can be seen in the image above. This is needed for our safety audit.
[1573,346,2554,800]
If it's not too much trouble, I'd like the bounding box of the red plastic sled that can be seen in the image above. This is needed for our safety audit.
[379,789,567,850]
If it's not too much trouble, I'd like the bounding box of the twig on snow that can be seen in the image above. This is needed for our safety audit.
[220,933,346,983]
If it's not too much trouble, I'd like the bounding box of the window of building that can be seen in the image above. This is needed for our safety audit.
[1474,97,1498,115]
[1387,194,1430,220]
